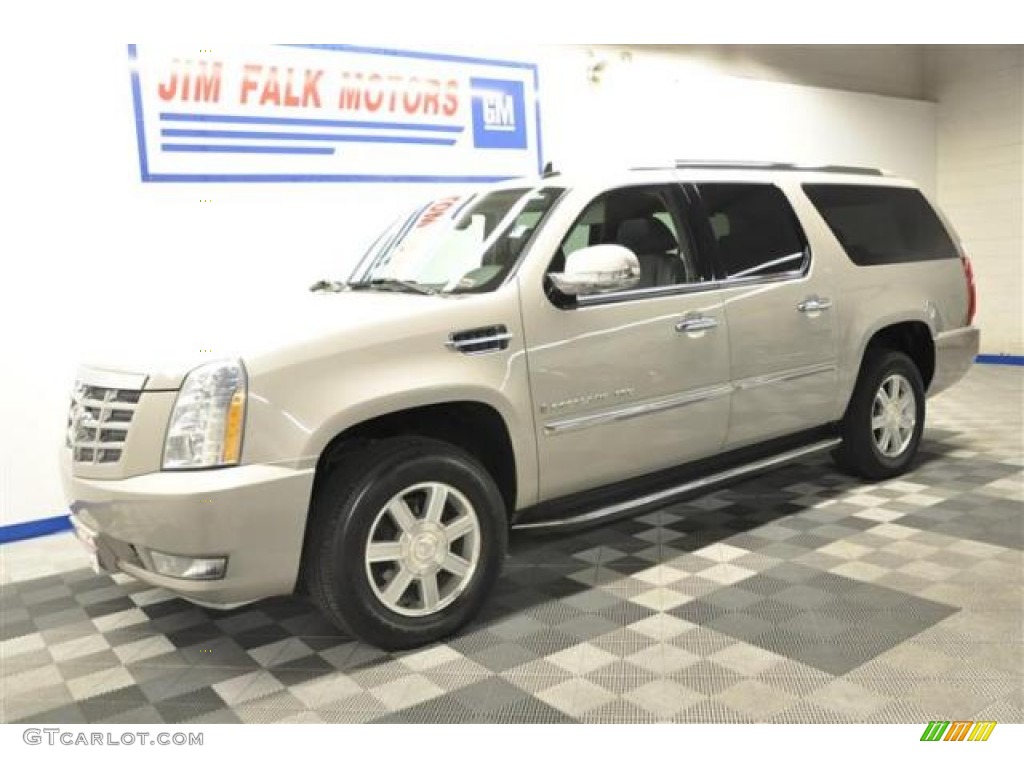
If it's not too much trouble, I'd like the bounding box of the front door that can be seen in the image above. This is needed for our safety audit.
[520,184,732,502]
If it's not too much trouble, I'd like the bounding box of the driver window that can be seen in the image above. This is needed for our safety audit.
[550,186,700,289]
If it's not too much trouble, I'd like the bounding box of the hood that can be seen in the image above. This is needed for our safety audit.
[77,289,449,390]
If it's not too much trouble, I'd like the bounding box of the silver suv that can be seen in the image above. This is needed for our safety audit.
[62,161,980,649]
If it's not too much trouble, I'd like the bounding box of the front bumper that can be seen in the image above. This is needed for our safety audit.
[929,326,980,398]
[61,452,315,608]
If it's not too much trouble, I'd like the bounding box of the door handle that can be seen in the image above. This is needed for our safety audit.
[797,296,833,313]
[675,315,719,333]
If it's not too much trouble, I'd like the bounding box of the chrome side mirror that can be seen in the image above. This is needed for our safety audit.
[549,244,641,296]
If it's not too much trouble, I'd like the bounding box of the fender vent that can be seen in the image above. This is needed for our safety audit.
[446,325,512,355]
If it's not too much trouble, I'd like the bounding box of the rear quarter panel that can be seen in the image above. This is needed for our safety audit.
[787,181,970,418]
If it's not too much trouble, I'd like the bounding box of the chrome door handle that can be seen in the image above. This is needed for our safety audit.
[676,316,719,333]
[798,296,833,313]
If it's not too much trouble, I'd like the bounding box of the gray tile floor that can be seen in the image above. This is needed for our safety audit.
[2,366,1021,724]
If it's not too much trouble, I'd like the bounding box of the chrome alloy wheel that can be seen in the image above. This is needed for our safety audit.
[871,373,916,458]
[364,482,481,617]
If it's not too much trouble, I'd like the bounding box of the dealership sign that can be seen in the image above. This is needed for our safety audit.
[128,44,543,183]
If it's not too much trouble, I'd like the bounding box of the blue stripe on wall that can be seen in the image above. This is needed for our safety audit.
[160,128,458,145]
[161,144,336,155]
[160,112,465,133]
[976,354,1024,366]
[140,173,515,183]
[0,514,72,544]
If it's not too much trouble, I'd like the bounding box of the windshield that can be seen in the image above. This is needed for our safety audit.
[348,186,564,294]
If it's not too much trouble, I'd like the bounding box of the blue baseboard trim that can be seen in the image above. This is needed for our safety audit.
[976,354,1024,366]
[0,514,72,545]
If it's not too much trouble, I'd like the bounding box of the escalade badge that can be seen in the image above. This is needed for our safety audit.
[540,388,635,414]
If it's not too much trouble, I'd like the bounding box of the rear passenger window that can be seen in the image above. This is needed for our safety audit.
[803,184,958,265]
[695,184,807,279]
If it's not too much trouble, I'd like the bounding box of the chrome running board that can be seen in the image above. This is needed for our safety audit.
[513,438,841,531]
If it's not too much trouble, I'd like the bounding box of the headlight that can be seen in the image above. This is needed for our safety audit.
[163,360,247,469]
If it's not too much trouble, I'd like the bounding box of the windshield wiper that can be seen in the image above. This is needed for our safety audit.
[348,278,438,296]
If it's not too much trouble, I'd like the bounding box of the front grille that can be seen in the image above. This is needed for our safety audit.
[66,383,142,464]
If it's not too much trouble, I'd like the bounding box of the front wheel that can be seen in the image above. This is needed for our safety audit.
[833,349,926,480]
[305,437,508,650]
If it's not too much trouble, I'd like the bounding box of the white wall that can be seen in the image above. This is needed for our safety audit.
[597,45,931,101]
[538,47,935,190]
[0,42,938,526]
[928,45,1024,357]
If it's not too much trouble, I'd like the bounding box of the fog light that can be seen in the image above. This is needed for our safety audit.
[148,550,227,580]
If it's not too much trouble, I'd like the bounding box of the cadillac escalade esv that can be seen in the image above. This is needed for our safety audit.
[62,161,980,649]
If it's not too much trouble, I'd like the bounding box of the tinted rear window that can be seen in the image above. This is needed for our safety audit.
[803,184,958,266]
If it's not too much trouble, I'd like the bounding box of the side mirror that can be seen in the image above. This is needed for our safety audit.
[549,244,641,296]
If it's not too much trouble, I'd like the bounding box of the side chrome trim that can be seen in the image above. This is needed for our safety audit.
[734,362,837,391]
[576,280,718,307]
[542,362,835,434]
[543,384,733,435]
[513,438,842,531]
[571,264,811,309]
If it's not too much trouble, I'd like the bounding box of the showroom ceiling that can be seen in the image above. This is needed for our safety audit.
[603,45,1021,102]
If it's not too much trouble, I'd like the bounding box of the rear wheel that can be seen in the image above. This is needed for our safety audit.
[305,437,507,650]
[833,349,925,479]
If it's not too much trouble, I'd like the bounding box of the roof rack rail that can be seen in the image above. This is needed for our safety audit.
[672,160,885,177]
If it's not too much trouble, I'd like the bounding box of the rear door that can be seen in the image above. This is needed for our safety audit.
[686,181,839,448]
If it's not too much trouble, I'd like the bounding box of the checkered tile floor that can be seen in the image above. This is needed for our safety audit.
[2,366,1021,724]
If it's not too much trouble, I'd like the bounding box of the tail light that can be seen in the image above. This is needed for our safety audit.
[960,253,977,325]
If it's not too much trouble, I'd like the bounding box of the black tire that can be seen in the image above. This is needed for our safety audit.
[304,437,507,650]
[833,349,926,480]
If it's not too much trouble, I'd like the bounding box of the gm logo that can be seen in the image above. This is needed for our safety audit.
[470,77,527,150]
